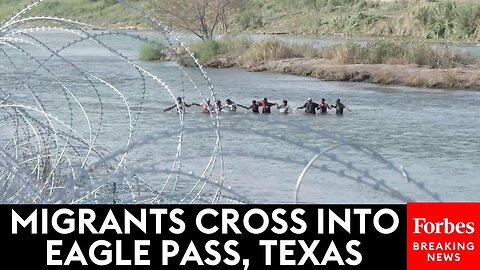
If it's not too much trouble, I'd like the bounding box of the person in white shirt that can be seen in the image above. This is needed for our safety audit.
[224,99,238,112]
[277,99,290,114]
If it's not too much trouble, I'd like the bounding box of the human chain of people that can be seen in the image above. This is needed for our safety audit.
[164,97,352,115]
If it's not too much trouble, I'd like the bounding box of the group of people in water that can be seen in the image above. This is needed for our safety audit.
[164,97,351,115]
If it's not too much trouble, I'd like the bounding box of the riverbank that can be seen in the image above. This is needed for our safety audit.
[172,38,480,90]
[251,58,480,90]
[198,57,480,90]
[3,1,479,90]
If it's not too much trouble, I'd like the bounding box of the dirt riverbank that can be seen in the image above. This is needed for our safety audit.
[201,57,480,90]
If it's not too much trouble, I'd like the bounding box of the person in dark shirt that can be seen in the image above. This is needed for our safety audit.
[214,100,223,112]
[297,98,320,114]
[238,100,260,113]
[331,98,351,115]
[319,98,332,114]
[164,97,198,112]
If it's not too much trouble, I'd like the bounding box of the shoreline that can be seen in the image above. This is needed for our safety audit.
[200,57,480,91]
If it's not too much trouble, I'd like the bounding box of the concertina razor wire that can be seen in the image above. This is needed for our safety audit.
[0,0,441,204]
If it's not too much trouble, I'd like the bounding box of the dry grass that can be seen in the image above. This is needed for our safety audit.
[245,39,294,62]
[466,75,480,89]
[320,40,475,68]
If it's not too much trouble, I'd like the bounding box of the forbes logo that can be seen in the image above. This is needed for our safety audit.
[413,218,475,234]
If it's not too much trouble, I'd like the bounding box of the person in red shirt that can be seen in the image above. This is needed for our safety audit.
[200,98,213,113]
[257,97,277,114]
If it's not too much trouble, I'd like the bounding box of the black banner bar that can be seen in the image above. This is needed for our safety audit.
[2,204,406,269]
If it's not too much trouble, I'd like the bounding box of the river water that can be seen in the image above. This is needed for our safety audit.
[1,30,479,203]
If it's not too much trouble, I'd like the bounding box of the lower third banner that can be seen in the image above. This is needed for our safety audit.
[2,204,406,270]
[3,203,479,269]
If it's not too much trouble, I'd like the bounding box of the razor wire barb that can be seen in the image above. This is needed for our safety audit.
[0,0,441,204]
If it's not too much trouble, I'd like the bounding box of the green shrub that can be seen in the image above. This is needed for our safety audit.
[189,39,222,62]
[186,38,252,63]
[176,54,197,67]
[425,0,457,39]
[365,40,405,64]
[236,11,264,30]
[138,43,165,61]
[453,4,480,39]
[407,43,440,67]
[401,0,480,40]
[217,37,252,56]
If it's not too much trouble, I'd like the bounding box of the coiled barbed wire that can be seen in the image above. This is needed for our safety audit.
[0,0,441,204]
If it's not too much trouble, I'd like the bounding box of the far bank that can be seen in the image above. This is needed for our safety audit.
[146,38,480,91]
[249,58,480,90]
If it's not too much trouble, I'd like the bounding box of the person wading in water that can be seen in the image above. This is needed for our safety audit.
[297,98,320,114]
[331,98,351,115]
[239,100,260,113]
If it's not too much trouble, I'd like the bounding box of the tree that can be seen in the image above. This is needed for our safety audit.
[149,0,242,40]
